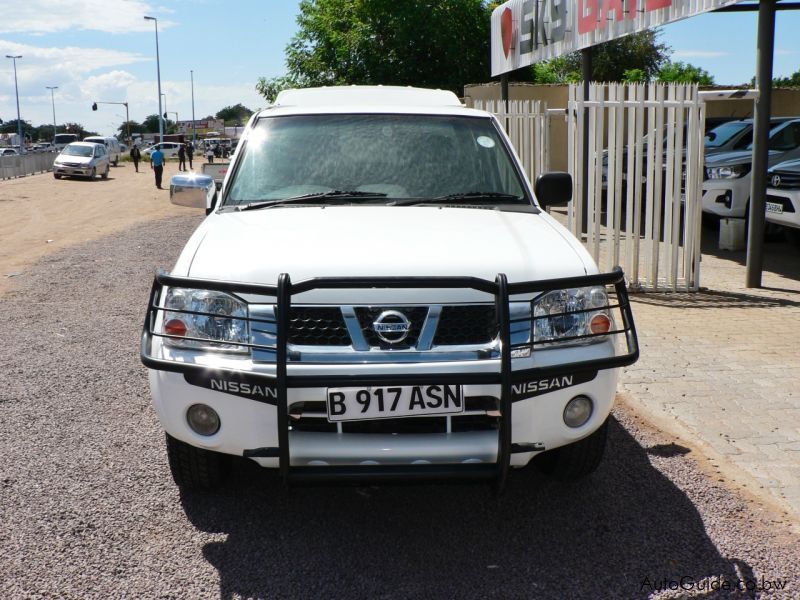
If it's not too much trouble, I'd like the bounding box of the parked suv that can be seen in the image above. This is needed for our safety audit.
[53,141,110,180]
[702,119,800,218]
[141,87,639,490]
[144,142,182,159]
[765,158,800,236]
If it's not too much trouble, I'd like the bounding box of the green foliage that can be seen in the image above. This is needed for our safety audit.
[657,61,714,85]
[142,114,175,134]
[260,0,491,97]
[622,68,648,83]
[215,103,254,125]
[773,68,800,88]
[255,76,299,103]
[530,31,669,84]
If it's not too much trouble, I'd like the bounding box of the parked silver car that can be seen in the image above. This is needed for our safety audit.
[53,141,110,180]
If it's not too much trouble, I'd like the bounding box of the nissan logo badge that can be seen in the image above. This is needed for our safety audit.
[372,310,411,344]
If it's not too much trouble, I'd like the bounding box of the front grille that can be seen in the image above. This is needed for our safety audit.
[289,397,499,434]
[766,195,796,213]
[771,170,800,190]
[355,307,428,348]
[288,307,350,346]
[434,305,497,346]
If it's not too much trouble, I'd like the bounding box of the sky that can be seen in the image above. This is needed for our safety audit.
[1,1,799,138]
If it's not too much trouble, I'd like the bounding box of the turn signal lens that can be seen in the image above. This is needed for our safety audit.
[589,313,612,334]
[164,318,187,336]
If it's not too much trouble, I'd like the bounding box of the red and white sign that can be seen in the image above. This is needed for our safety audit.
[491,0,746,76]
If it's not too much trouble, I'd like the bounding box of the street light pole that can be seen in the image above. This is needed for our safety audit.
[144,16,164,143]
[6,55,24,154]
[190,69,196,146]
[46,86,58,143]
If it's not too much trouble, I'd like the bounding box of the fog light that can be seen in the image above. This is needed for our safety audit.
[563,395,593,428]
[186,403,220,436]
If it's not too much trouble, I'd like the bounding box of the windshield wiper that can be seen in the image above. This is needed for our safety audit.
[235,190,387,211]
[392,192,523,206]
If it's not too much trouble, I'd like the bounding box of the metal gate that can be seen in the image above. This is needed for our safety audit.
[568,82,706,291]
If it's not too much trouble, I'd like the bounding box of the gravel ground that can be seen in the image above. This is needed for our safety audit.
[1,215,798,599]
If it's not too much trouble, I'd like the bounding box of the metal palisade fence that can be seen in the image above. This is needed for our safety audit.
[0,152,56,180]
[473,99,551,187]
[568,82,705,292]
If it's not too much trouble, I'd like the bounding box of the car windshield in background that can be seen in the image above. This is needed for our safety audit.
[746,121,800,152]
[224,114,527,207]
[62,145,93,157]
[705,121,750,148]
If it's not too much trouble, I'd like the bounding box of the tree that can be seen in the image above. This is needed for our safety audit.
[531,30,670,83]
[215,103,253,125]
[257,0,491,99]
[117,121,144,139]
[773,68,800,88]
[657,61,714,85]
[255,75,298,103]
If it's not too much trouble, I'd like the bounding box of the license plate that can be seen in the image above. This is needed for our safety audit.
[766,202,783,214]
[327,385,463,422]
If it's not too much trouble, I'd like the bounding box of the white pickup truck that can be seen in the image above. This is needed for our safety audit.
[142,86,639,490]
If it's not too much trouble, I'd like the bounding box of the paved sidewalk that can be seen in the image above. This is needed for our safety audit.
[619,231,800,519]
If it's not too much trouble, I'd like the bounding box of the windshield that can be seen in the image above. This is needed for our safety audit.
[749,121,800,152]
[54,134,78,145]
[705,122,750,148]
[61,144,93,157]
[224,114,527,207]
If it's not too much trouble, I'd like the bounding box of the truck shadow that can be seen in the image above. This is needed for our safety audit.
[179,417,755,600]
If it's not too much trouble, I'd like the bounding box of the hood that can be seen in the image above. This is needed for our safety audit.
[705,149,784,168]
[57,154,93,165]
[181,206,590,303]
[769,157,800,174]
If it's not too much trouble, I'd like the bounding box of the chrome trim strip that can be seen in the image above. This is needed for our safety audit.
[416,305,441,351]
[341,305,369,351]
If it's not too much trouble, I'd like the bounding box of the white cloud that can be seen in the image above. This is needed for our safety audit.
[776,48,798,57]
[672,50,730,59]
[0,0,174,34]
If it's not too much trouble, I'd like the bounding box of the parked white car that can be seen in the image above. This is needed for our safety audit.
[0,148,18,156]
[143,142,182,159]
[52,141,110,180]
[765,158,800,236]
[141,86,639,490]
[702,119,800,218]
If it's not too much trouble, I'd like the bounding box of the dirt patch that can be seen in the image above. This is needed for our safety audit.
[0,160,203,295]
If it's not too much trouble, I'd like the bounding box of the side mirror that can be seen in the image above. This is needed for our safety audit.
[170,173,216,213]
[706,131,717,142]
[534,172,572,208]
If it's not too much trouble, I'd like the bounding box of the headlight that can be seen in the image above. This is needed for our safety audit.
[706,164,751,179]
[161,287,249,353]
[533,286,613,346]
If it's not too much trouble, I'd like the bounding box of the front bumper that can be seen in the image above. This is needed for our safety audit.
[765,189,800,229]
[702,175,751,218]
[53,164,93,177]
[142,270,639,486]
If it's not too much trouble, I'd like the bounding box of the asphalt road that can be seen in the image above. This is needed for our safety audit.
[1,214,798,599]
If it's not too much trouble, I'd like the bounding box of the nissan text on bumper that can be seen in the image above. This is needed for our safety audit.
[141,86,639,490]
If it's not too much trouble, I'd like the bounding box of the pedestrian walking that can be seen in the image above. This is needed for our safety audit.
[186,143,194,170]
[206,144,214,164]
[178,143,186,171]
[130,145,141,172]
[150,147,165,189]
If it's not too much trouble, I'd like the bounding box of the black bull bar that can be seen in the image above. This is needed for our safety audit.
[141,269,639,489]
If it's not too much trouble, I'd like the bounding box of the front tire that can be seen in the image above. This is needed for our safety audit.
[101,165,109,179]
[165,434,231,490]
[53,173,61,179]
[89,167,96,180]
[535,419,608,481]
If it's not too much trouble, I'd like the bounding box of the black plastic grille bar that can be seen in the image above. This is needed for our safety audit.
[141,267,639,487]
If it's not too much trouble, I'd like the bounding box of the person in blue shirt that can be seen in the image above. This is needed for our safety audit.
[150,147,165,189]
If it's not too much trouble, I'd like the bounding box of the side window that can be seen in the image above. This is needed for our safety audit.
[733,131,753,150]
